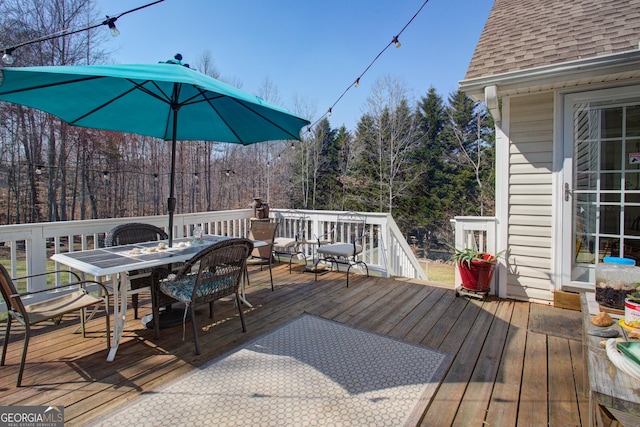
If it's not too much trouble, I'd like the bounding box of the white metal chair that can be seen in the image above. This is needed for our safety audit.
[314,212,369,287]
[273,211,309,273]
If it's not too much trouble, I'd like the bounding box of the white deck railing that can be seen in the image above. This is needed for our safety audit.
[0,209,426,307]
[270,210,425,280]
[450,216,499,294]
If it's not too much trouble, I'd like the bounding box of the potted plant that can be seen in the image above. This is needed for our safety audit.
[449,246,504,292]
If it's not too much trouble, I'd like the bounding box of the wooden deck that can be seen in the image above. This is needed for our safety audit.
[0,263,589,426]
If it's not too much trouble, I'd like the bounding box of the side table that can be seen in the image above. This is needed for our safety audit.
[580,292,640,426]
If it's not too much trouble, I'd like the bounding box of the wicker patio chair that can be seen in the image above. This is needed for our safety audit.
[315,212,369,287]
[151,238,254,355]
[105,223,168,319]
[0,264,110,387]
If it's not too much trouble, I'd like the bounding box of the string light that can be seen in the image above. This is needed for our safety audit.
[303,0,430,135]
[105,16,120,37]
[5,162,219,182]
[0,0,164,65]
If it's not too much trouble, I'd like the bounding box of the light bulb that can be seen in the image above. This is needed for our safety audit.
[2,51,14,65]
[109,23,120,37]
[105,17,120,37]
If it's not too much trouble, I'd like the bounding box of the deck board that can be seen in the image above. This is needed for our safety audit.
[0,263,589,426]
[484,300,529,426]
[453,300,515,426]
[548,335,581,426]
[421,299,500,426]
[518,330,549,426]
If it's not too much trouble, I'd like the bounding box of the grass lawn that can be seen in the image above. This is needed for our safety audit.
[423,260,455,286]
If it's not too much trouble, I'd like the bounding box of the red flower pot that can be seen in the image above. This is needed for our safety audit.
[458,254,496,292]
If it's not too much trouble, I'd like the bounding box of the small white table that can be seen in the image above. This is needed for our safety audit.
[51,235,263,362]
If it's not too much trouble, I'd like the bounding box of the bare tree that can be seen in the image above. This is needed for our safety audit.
[0,0,109,223]
[361,75,421,213]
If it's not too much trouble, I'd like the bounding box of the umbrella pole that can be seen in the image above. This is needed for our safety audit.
[167,103,179,247]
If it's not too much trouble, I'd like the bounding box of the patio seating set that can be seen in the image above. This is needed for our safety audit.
[0,213,370,386]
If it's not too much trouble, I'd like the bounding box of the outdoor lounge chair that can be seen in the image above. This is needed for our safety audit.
[105,223,168,319]
[246,220,278,291]
[0,264,110,387]
[315,212,369,287]
[151,238,253,355]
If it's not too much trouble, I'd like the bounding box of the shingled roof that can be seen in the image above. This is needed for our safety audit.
[465,0,640,80]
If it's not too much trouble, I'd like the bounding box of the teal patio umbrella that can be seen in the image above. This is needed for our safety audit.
[0,61,310,245]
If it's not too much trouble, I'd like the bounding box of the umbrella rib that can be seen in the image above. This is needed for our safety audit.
[180,92,225,107]
[68,84,140,125]
[0,74,103,96]
[196,87,301,143]
[133,79,173,104]
[228,97,302,142]
[69,79,173,125]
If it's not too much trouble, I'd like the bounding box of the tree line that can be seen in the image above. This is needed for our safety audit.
[0,0,495,254]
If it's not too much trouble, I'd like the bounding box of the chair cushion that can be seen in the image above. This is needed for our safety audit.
[317,243,362,258]
[24,290,103,325]
[159,273,235,303]
[274,237,296,248]
[274,237,296,249]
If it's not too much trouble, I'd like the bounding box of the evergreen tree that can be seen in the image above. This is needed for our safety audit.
[315,119,341,209]
[403,87,448,246]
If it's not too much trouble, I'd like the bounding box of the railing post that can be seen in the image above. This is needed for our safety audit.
[28,226,48,294]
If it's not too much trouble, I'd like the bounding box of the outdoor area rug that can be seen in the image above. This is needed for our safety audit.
[90,314,452,426]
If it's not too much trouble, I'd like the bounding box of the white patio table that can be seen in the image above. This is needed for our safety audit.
[51,235,264,362]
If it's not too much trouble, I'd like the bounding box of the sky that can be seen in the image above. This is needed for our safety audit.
[93,0,494,132]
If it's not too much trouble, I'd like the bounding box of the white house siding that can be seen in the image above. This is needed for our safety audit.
[506,92,555,303]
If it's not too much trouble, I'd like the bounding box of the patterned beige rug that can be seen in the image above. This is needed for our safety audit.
[90,314,452,426]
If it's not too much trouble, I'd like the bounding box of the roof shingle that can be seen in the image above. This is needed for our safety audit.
[465,0,640,79]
